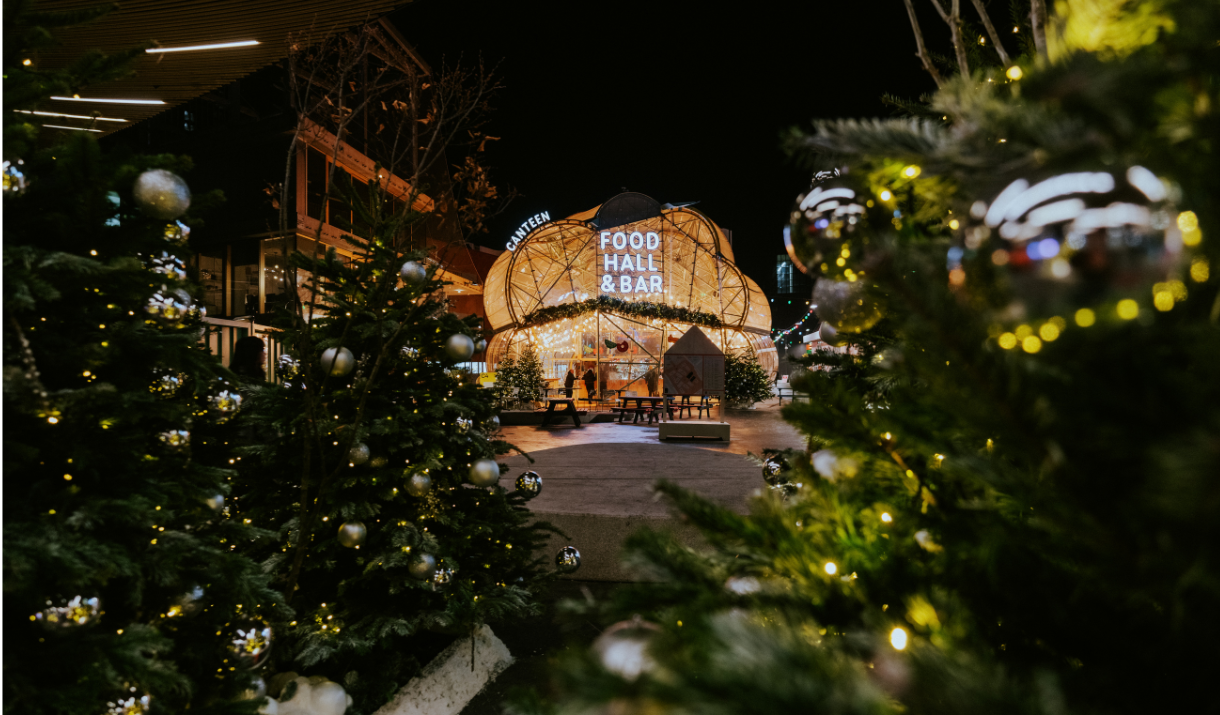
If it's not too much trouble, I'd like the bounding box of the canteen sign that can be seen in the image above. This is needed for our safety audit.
[505,212,551,251]
[597,226,664,296]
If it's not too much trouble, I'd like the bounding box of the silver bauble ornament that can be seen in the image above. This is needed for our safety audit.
[788,171,893,273]
[320,347,355,376]
[444,334,475,362]
[133,169,191,219]
[813,279,883,333]
[337,521,367,548]
[3,159,27,194]
[455,417,472,434]
[761,458,784,485]
[370,455,388,469]
[164,221,190,244]
[151,251,187,281]
[211,389,242,414]
[486,415,501,432]
[961,165,1186,323]
[105,693,151,715]
[229,618,272,668]
[474,338,487,353]
[406,472,432,497]
[515,471,542,498]
[592,618,660,680]
[400,261,427,285]
[725,576,762,595]
[34,595,101,629]
[401,346,419,359]
[169,585,204,617]
[431,566,454,591]
[817,322,847,347]
[409,553,438,580]
[277,354,300,380]
[555,546,581,574]
[159,430,190,450]
[347,442,370,466]
[153,372,184,397]
[240,675,268,701]
[468,459,500,487]
[205,493,225,513]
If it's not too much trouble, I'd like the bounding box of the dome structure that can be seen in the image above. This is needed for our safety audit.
[483,193,775,396]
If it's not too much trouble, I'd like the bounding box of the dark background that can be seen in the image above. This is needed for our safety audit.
[391,0,939,300]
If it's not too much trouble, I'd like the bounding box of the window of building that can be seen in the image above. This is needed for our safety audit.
[776,255,795,294]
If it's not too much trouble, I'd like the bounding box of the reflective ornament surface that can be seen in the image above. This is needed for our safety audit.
[788,171,891,275]
[168,585,205,617]
[444,334,475,362]
[133,169,191,219]
[105,692,151,715]
[406,472,432,497]
[164,221,190,244]
[813,279,884,333]
[474,338,488,353]
[34,595,101,628]
[3,159,27,194]
[761,458,783,485]
[320,347,355,376]
[150,251,187,281]
[468,459,500,487]
[515,471,542,498]
[337,521,367,548]
[817,322,847,347]
[145,291,190,325]
[431,566,454,591]
[369,455,388,469]
[485,415,501,432]
[229,618,273,668]
[409,553,438,580]
[959,166,1188,322]
[211,389,242,414]
[400,260,427,285]
[455,417,472,434]
[401,346,419,359]
[347,442,370,466]
[277,354,300,381]
[205,493,225,513]
[555,546,581,574]
[152,372,184,397]
[592,618,660,680]
[159,429,190,450]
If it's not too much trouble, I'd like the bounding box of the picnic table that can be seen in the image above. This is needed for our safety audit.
[611,395,670,424]
[539,398,581,427]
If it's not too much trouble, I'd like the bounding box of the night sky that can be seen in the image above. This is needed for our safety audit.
[392,0,938,294]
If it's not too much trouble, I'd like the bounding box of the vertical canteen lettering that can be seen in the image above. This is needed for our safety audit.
[599,230,663,295]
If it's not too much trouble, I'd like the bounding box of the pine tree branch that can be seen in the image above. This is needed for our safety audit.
[903,0,945,88]
[970,0,1011,65]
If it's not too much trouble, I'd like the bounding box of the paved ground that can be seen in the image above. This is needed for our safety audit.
[493,399,808,580]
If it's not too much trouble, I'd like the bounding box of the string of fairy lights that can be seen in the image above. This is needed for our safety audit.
[771,305,818,348]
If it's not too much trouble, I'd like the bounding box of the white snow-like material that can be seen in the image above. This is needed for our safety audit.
[274,675,352,715]
[374,625,514,715]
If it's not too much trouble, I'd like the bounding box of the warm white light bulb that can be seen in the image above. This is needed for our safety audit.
[890,627,908,650]
[824,561,837,575]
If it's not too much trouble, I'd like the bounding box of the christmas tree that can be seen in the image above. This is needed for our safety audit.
[723,351,773,407]
[524,2,1220,714]
[226,37,556,712]
[3,5,285,714]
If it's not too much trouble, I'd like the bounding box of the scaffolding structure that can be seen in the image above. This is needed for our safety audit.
[483,193,775,397]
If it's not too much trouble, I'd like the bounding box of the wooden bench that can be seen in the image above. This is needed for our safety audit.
[538,398,581,427]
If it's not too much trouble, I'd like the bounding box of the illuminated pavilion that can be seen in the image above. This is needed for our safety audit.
[483,192,774,396]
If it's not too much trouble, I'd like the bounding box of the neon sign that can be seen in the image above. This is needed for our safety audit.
[597,228,664,295]
[505,212,551,251]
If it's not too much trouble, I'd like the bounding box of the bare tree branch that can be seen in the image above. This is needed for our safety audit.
[903,0,944,87]
[1030,0,1048,58]
[928,0,971,76]
[969,0,1011,65]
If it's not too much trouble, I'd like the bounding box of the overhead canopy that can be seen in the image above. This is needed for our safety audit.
[483,193,768,335]
[30,1,414,135]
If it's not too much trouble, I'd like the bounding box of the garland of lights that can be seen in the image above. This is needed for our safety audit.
[771,307,817,346]
[518,296,723,330]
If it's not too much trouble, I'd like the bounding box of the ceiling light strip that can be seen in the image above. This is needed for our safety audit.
[146,40,259,53]
[42,124,103,132]
[14,109,127,123]
[50,96,165,105]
